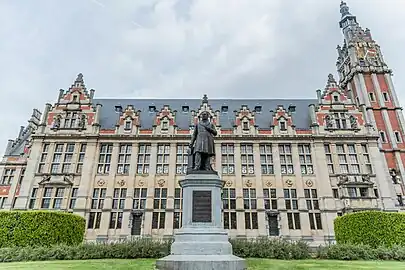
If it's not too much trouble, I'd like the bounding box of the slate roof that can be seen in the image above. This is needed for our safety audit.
[93,99,316,130]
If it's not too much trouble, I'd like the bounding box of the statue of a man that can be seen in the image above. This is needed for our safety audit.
[188,111,217,172]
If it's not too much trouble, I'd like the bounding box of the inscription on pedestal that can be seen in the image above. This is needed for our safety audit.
[192,190,212,223]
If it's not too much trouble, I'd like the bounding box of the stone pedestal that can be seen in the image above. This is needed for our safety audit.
[156,173,246,270]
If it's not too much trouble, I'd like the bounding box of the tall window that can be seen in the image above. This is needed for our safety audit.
[279,144,293,174]
[221,144,235,174]
[152,188,167,229]
[223,188,237,229]
[110,188,126,229]
[18,168,25,185]
[156,144,170,175]
[298,144,313,175]
[62,143,75,173]
[362,144,373,174]
[173,188,183,229]
[0,197,7,209]
[50,143,63,174]
[28,188,38,209]
[324,144,334,174]
[240,144,254,175]
[260,144,274,174]
[117,144,131,174]
[284,188,300,230]
[133,188,147,209]
[243,188,258,230]
[38,143,49,173]
[334,113,347,129]
[176,144,188,175]
[263,188,277,210]
[88,188,106,229]
[137,144,151,175]
[69,188,78,209]
[305,188,322,230]
[64,112,78,128]
[1,168,15,185]
[41,187,65,209]
[97,144,113,174]
[76,143,86,173]
[337,144,360,174]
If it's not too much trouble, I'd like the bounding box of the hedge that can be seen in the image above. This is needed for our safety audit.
[334,211,405,248]
[0,211,85,248]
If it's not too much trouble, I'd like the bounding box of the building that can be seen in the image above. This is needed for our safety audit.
[0,2,404,245]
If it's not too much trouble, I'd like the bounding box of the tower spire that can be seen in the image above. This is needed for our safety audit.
[339,1,357,29]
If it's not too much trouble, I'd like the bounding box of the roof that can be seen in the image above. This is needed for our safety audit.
[93,98,316,130]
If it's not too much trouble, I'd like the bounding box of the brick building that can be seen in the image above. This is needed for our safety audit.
[0,2,403,244]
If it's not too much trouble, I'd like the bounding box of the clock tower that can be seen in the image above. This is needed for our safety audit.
[336,1,405,201]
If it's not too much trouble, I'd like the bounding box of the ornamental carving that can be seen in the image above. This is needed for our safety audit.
[138,179,145,187]
[338,175,349,185]
[234,105,255,130]
[245,179,253,187]
[225,180,233,187]
[305,180,314,187]
[285,179,293,187]
[155,105,176,128]
[265,180,272,187]
[117,179,126,187]
[117,105,141,128]
[97,179,106,186]
[157,179,165,187]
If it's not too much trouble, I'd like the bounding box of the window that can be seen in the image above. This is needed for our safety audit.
[298,144,313,175]
[62,143,75,173]
[241,144,254,175]
[124,120,132,130]
[152,188,167,229]
[221,144,235,174]
[287,212,301,230]
[279,121,287,131]
[41,187,65,209]
[69,188,78,209]
[97,144,113,174]
[359,187,369,197]
[242,121,249,130]
[182,106,189,112]
[279,144,293,174]
[64,112,78,128]
[176,144,188,175]
[110,188,126,229]
[18,168,25,185]
[362,144,373,174]
[243,188,258,230]
[87,212,102,229]
[348,187,357,197]
[260,144,274,174]
[337,144,360,174]
[304,189,320,210]
[156,144,170,174]
[221,106,228,113]
[173,188,183,229]
[324,144,334,174]
[76,143,86,173]
[117,144,131,174]
[395,131,402,143]
[0,197,7,209]
[380,131,387,143]
[161,120,169,130]
[284,189,298,210]
[137,144,151,174]
[334,113,347,129]
[332,188,339,198]
[28,188,38,209]
[50,144,62,174]
[223,188,237,229]
[369,93,375,102]
[308,212,322,230]
[263,188,277,210]
[374,188,379,198]
[133,188,147,209]
[382,92,389,102]
[397,195,404,207]
[254,106,262,113]
[333,95,339,102]
[149,106,156,112]
[1,168,15,185]
[91,188,106,209]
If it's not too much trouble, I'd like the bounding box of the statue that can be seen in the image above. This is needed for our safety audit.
[78,114,86,129]
[325,115,333,128]
[53,115,61,129]
[187,111,217,173]
[349,115,358,129]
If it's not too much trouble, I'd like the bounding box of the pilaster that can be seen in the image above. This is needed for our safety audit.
[253,143,266,236]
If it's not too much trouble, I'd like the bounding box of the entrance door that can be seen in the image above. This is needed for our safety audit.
[268,214,279,236]
[131,213,142,236]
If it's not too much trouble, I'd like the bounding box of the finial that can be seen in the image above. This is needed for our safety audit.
[202,94,208,104]
[326,74,337,88]
[340,1,351,18]
[75,73,84,83]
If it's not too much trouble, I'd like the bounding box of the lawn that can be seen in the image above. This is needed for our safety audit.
[0,259,404,270]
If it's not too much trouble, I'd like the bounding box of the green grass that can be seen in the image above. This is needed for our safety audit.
[0,259,405,269]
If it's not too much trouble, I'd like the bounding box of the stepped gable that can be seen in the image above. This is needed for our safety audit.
[93,98,315,131]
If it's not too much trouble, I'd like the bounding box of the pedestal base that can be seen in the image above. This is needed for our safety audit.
[156,254,247,270]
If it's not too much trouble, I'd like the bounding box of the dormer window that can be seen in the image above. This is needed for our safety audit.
[72,95,78,102]
[115,105,123,113]
[124,120,132,130]
[254,106,262,113]
[333,95,339,102]
[182,106,189,113]
[382,92,389,102]
[221,106,228,113]
[279,121,287,131]
[149,106,156,112]
[379,131,387,143]
[242,121,249,130]
[162,120,169,130]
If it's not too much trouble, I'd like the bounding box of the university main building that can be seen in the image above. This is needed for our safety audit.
[1,2,404,245]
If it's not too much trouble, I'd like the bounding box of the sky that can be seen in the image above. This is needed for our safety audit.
[0,0,404,156]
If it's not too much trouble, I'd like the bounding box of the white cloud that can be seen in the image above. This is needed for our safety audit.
[0,0,404,155]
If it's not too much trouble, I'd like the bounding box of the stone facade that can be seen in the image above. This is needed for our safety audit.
[0,2,404,245]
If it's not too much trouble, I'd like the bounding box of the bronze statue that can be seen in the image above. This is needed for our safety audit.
[188,111,217,173]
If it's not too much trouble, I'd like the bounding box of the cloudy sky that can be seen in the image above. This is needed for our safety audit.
[0,0,404,155]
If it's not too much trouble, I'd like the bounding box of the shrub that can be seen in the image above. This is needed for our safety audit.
[334,211,405,248]
[0,211,85,248]
[230,237,310,260]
